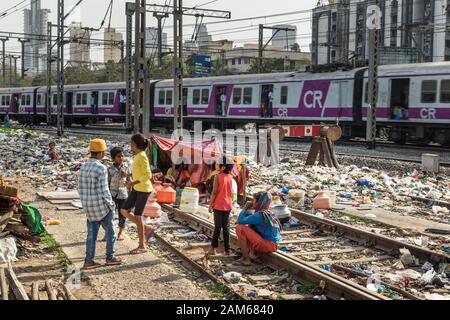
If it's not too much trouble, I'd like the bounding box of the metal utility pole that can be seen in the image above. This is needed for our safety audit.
[125,2,135,131]
[57,0,65,137]
[0,37,8,86]
[366,0,381,149]
[120,39,125,81]
[134,0,148,135]
[17,38,30,78]
[258,25,295,73]
[173,0,183,132]
[8,55,12,87]
[46,21,53,125]
[154,12,169,68]
[11,55,19,86]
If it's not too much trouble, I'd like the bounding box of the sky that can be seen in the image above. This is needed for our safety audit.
[0,0,318,63]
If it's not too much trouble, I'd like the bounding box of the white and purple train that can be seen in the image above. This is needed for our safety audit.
[1,62,449,144]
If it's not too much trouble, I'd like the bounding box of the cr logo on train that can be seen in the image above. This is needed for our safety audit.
[303,90,324,109]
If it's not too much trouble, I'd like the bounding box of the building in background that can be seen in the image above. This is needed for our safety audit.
[23,0,50,75]
[311,0,449,65]
[68,22,91,67]
[211,43,311,74]
[271,24,298,51]
[145,27,168,55]
[104,28,123,63]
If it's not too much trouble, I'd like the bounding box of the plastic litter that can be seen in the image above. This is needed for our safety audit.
[420,269,436,284]
[0,236,18,263]
[223,272,242,283]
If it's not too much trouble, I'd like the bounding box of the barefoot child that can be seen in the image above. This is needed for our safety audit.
[48,142,59,161]
[108,147,131,241]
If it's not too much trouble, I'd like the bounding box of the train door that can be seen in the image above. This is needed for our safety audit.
[66,92,73,114]
[12,93,20,113]
[260,84,274,118]
[90,91,99,114]
[182,88,188,117]
[337,81,349,119]
[214,85,228,116]
[389,79,410,120]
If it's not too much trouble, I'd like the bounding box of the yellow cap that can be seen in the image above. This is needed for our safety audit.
[90,139,107,152]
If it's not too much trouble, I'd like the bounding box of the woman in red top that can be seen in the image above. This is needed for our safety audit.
[207,159,235,256]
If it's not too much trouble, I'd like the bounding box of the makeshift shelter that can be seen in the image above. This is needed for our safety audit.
[150,135,248,196]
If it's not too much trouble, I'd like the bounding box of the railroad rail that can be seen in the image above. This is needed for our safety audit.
[156,203,449,300]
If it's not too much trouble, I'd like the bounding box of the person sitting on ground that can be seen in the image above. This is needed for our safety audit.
[234,191,281,266]
[120,134,155,255]
[3,112,11,128]
[108,147,131,241]
[78,139,123,269]
[48,142,59,161]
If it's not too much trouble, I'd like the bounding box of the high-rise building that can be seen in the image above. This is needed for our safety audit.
[311,0,450,65]
[104,28,123,63]
[145,27,168,54]
[23,0,50,75]
[69,22,91,67]
[271,25,298,51]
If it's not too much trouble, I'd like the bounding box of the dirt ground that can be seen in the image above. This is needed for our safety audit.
[13,183,216,300]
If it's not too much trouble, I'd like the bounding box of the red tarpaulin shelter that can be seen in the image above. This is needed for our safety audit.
[150,135,248,195]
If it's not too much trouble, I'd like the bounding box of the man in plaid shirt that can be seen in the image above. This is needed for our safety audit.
[78,139,123,269]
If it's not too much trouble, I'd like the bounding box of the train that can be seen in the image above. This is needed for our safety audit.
[1,61,449,144]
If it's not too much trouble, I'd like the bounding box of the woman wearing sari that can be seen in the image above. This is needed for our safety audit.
[235,192,281,266]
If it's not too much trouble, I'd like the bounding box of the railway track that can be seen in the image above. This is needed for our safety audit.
[153,203,449,300]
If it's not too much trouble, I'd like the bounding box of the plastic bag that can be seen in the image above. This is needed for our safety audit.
[420,269,436,284]
[21,203,46,234]
[0,237,18,263]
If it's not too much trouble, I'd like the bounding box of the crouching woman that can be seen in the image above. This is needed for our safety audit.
[235,192,281,266]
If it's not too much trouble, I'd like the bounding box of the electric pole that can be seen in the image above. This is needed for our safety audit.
[46,21,53,125]
[57,0,65,137]
[125,2,135,131]
[0,37,8,86]
[173,0,183,132]
[366,0,381,149]
[17,38,30,78]
[258,25,296,73]
[154,12,168,69]
[11,55,19,86]
[134,0,148,135]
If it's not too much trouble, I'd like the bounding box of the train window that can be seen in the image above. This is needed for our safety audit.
[26,95,31,105]
[193,89,200,105]
[280,86,288,105]
[53,94,57,105]
[421,80,437,103]
[233,88,242,105]
[37,94,42,105]
[21,95,26,105]
[201,89,209,104]
[440,80,450,103]
[166,90,173,105]
[109,92,115,105]
[76,93,82,105]
[243,87,252,105]
[102,92,108,105]
[158,90,165,105]
[82,93,88,105]
[1,96,6,106]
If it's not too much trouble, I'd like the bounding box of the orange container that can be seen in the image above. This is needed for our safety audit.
[157,183,176,204]
[144,199,162,218]
[313,196,332,210]
[153,181,163,193]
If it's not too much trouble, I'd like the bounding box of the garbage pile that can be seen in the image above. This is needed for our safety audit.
[248,159,450,223]
[0,129,125,191]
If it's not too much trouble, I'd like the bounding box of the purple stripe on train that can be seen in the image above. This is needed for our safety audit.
[273,107,353,118]
[362,107,450,120]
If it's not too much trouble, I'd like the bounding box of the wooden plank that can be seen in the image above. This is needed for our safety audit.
[48,199,73,205]
[281,229,315,235]
[0,267,8,300]
[31,282,39,300]
[63,284,77,300]
[292,247,367,256]
[248,275,272,283]
[5,267,29,300]
[313,255,391,265]
[45,280,57,300]
[279,236,335,245]
[280,294,304,300]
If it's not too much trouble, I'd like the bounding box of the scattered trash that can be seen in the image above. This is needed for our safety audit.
[365,213,377,219]
[420,269,436,284]
[257,289,273,298]
[223,272,242,283]
[421,261,434,271]
[322,265,332,272]
[0,236,18,263]
[399,248,418,267]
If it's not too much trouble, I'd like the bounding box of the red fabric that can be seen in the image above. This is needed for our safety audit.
[213,173,233,211]
[236,225,278,254]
